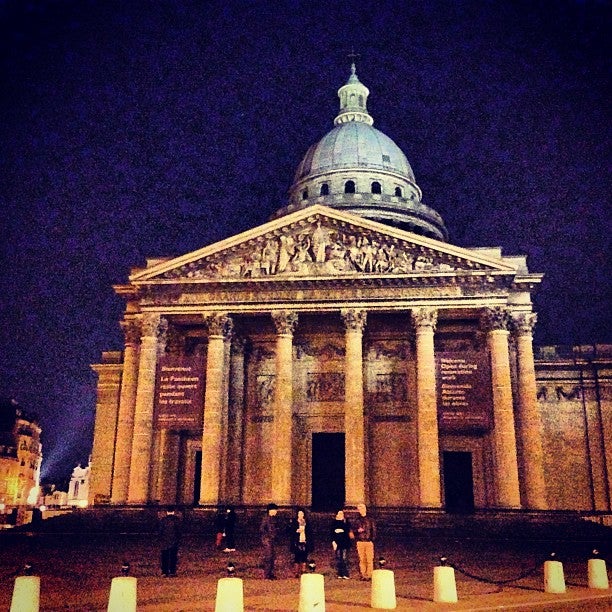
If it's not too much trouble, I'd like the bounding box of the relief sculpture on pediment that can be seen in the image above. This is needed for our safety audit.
[161,217,479,281]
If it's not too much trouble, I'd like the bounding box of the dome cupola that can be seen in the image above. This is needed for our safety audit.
[271,64,448,241]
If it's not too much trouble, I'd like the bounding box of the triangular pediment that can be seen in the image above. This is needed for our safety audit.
[131,205,519,284]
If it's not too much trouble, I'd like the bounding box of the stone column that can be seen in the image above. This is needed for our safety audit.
[271,310,298,505]
[199,313,233,506]
[156,429,180,505]
[482,307,521,509]
[111,319,141,504]
[342,309,367,507]
[512,312,547,509]
[411,308,442,508]
[127,314,167,504]
[226,336,246,503]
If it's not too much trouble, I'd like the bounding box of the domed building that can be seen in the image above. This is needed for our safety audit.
[90,66,611,515]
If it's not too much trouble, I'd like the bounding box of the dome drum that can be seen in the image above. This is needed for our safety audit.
[272,64,448,242]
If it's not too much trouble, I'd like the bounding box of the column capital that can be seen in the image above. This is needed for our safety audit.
[481,306,511,332]
[140,312,166,338]
[411,307,438,331]
[511,312,538,336]
[272,310,298,335]
[204,313,234,338]
[341,308,367,332]
[231,334,247,353]
[120,319,141,346]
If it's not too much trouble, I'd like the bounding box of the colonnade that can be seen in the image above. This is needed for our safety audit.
[109,306,547,510]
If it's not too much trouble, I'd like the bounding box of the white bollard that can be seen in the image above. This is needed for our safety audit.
[433,565,458,603]
[298,573,325,612]
[544,560,566,594]
[107,576,137,612]
[588,558,609,590]
[10,576,40,612]
[371,568,396,609]
[215,576,244,612]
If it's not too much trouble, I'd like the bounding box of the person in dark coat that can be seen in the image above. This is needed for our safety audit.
[289,508,313,577]
[215,506,237,551]
[331,509,353,579]
[159,507,181,577]
[260,503,279,579]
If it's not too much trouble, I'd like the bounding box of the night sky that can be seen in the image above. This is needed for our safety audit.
[1,0,610,482]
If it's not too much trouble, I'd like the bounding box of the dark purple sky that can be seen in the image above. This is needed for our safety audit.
[1,0,610,481]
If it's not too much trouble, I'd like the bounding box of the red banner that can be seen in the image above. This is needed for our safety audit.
[436,352,492,431]
[154,354,205,429]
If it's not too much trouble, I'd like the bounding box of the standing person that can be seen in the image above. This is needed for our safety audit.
[331,509,352,579]
[354,503,377,580]
[289,508,313,577]
[159,507,181,577]
[260,503,279,579]
[218,506,237,552]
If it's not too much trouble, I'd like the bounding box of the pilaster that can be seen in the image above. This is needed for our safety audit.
[226,336,247,503]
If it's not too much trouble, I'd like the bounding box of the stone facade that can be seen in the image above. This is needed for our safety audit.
[90,67,611,514]
[0,398,42,509]
[88,208,611,512]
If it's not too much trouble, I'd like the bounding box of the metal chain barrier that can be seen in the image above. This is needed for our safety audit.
[448,556,548,585]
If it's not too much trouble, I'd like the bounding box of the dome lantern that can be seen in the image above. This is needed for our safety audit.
[334,63,374,127]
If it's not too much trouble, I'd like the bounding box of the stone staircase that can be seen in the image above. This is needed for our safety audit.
[17,506,612,548]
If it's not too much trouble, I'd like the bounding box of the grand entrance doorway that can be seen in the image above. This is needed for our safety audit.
[443,451,475,513]
[311,433,345,511]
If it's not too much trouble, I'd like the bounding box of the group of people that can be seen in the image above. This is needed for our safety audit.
[159,503,377,581]
[260,502,377,581]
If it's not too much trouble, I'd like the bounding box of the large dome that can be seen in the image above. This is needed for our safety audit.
[294,122,416,183]
[271,64,448,241]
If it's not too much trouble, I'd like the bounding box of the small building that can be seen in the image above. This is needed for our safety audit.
[68,460,91,507]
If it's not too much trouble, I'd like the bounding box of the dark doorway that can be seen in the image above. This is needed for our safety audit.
[312,433,345,511]
[193,450,202,506]
[443,451,475,513]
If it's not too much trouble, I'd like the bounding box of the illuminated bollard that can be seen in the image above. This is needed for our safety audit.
[371,569,396,609]
[215,577,244,611]
[588,551,609,590]
[10,576,40,612]
[433,557,458,604]
[298,573,325,612]
[107,577,137,611]
[544,554,566,594]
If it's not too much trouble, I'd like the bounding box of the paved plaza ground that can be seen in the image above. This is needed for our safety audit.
[1,526,611,611]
